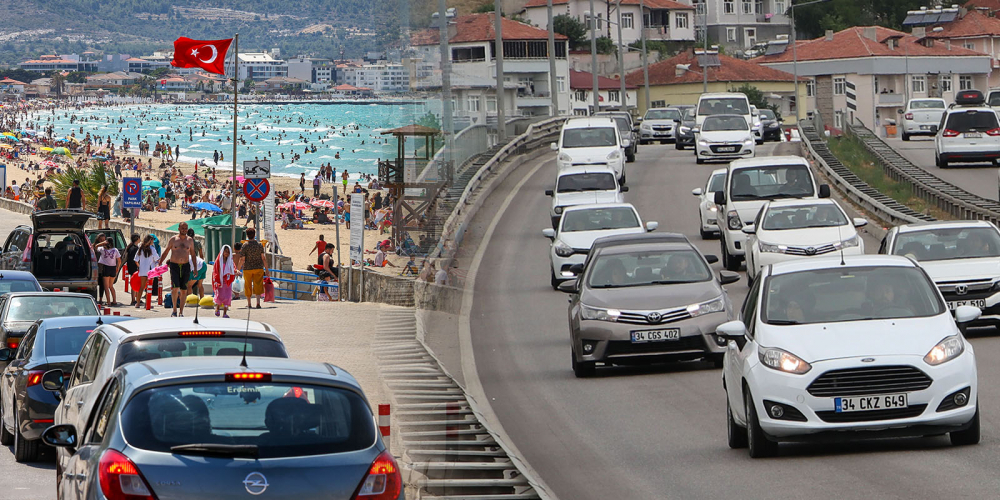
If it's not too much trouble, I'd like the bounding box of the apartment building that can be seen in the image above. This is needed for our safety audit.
[521,0,695,45]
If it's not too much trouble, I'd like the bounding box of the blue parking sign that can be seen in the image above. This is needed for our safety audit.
[123,177,142,209]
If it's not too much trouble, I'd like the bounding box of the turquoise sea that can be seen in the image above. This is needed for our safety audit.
[24,102,432,179]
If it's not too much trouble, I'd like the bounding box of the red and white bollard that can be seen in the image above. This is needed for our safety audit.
[157,278,163,305]
[378,404,390,452]
[123,268,130,293]
[145,279,153,311]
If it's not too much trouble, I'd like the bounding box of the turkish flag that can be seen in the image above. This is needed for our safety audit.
[171,37,232,75]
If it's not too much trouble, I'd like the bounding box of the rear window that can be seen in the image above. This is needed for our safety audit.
[645,109,680,120]
[562,127,617,148]
[114,337,287,368]
[0,279,41,294]
[7,296,97,321]
[44,326,95,357]
[703,116,749,131]
[557,173,616,192]
[561,207,639,232]
[945,110,998,132]
[698,97,750,116]
[121,382,376,458]
[910,100,945,110]
[988,93,1000,107]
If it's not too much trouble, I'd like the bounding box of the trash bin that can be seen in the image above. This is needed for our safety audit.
[204,224,246,260]
[884,124,898,137]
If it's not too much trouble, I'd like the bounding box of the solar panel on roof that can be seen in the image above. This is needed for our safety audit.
[922,13,941,23]
[697,54,721,67]
[938,11,957,22]
[902,13,924,26]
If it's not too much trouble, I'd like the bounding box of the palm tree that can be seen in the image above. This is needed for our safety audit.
[46,164,119,208]
[51,72,65,99]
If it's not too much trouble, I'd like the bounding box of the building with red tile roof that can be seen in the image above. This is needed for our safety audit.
[521,0,694,47]
[919,9,1000,86]
[568,70,637,114]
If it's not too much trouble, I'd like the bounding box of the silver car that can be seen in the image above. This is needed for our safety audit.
[41,356,402,499]
[559,233,740,377]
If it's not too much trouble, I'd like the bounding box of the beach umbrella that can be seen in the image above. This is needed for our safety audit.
[0,135,19,142]
[41,160,58,168]
[189,202,222,213]
[0,144,12,150]
[1,132,15,137]
[310,199,335,208]
[281,201,310,210]
[91,156,108,162]
[142,180,163,188]
[40,147,53,152]
[51,147,73,158]
[228,175,245,184]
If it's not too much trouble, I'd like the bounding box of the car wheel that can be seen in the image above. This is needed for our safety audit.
[619,170,626,185]
[640,140,649,145]
[745,389,778,458]
[0,400,12,446]
[722,240,741,272]
[950,405,980,446]
[902,133,910,141]
[710,354,724,369]
[626,152,636,163]
[727,397,748,449]
[550,270,560,290]
[696,156,705,164]
[936,153,948,169]
[700,227,713,240]
[675,142,684,150]
[572,350,595,378]
[14,420,39,462]
[756,140,764,145]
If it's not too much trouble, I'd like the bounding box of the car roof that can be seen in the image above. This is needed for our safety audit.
[563,117,617,129]
[699,92,748,99]
[36,315,134,330]
[728,155,810,170]
[0,271,40,281]
[562,202,637,214]
[768,255,916,276]
[764,198,840,209]
[97,317,279,342]
[4,291,93,299]
[119,356,362,393]
[895,220,996,233]
[710,168,726,176]
[592,232,689,251]
[557,165,617,176]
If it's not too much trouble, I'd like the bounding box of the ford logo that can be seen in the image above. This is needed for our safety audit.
[646,312,662,324]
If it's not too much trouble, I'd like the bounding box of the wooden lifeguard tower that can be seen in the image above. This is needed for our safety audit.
[377,124,445,251]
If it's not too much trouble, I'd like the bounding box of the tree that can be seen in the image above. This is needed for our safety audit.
[47,164,119,209]
[730,83,781,119]
[416,112,441,131]
[243,78,256,92]
[553,14,587,50]
[473,2,495,13]
[65,71,88,84]
[595,36,615,55]
[51,72,66,99]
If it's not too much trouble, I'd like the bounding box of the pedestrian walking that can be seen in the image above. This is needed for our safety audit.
[239,227,268,309]
[133,235,159,307]
[158,222,196,317]
[213,244,236,318]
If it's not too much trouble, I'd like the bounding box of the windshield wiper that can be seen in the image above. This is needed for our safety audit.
[170,443,260,458]
[650,280,695,285]
[767,319,800,325]
[558,188,582,193]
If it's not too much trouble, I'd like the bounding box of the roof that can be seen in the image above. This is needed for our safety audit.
[769,255,915,275]
[119,356,361,392]
[926,10,1000,38]
[764,198,842,209]
[524,0,692,8]
[592,232,690,250]
[896,219,998,233]
[100,317,278,338]
[964,0,1000,13]
[754,26,986,64]
[558,165,619,176]
[729,155,810,169]
[36,315,133,329]
[562,202,637,213]
[381,124,440,136]
[0,270,40,280]
[625,50,797,87]
[334,84,360,91]
[0,78,27,85]
[411,13,567,46]
[569,69,637,90]
[562,116,618,129]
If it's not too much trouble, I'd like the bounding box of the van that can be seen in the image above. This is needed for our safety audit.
[0,210,99,296]
[696,92,752,130]
[551,117,628,184]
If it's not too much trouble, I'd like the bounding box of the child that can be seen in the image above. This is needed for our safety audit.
[314,271,333,301]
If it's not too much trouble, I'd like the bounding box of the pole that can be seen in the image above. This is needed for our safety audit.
[616,0,627,112]
[494,1,507,141]
[438,0,455,182]
[230,33,239,250]
[590,0,600,114]
[702,1,708,93]
[333,185,341,270]
[640,0,650,112]
[791,10,798,121]
[547,0,559,116]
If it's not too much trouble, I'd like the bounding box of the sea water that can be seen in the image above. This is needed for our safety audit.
[25,102,434,179]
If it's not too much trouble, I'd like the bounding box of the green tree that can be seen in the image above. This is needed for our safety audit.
[243,78,256,92]
[416,112,441,131]
[46,164,119,209]
[65,71,88,84]
[50,72,66,99]
[595,36,615,55]
[553,14,587,50]
[730,83,781,119]
[473,2,495,13]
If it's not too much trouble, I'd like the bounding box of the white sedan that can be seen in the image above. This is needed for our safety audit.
[719,255,981,458]
[542,203,656,289]
[694,114,755,164]
[743,199,867,281]
[691,168,726,239]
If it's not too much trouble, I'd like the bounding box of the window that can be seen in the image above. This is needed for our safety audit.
[963,41,976,50]
[911,75,926,93]
[597,14,603,31]
[695,27,706,42]
[575,89,588,101]
[743,0,753,14]
[87,379,120,445]
[676,13,689,29]
[755,0,763,13]
[608,90,621,102]
[83,338,109,384]
[834,110,843,129]
[724,0,735,14]
[487,96,497,112]
[696,0,706,15]
[833,77,846,95]
[806,80,815,97]
[69,335,98,388]
[941,75,952,93]
[652,100,667,108]
[727,27,737,42]
[467,95,480,112]
[960,75,974,90]
[776,0,785,13]
[622,13,634,29]
[557,76,566,93]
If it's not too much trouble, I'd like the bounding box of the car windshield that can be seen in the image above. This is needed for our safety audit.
[945,110,998,132]
[587,249,710,288]
[911,100,945,110]
[44,326,96,357]
[645,109,681,120]
[114,337,287,368]
[610,117,630,132]
[561,207,640,232]
[892,227,1000,261]
[763,266,944,325]
[6,296,96,321]
[759,109,776,120]
[562,127,617,148]
[761,204,847,230]
[703,116,748,131]
[0,279,40,294]
[121,382,376,459]
[729,165,814,200]
[557,172,616,192]
[708,173,726,193]
[989,93,1000,107]
[698,98,750,116]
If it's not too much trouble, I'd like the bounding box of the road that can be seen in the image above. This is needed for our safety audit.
[883,136,998,202]
[467,141,1000,499]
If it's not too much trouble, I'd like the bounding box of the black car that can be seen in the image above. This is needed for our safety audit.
[674,108,697,150]
[0,292,99,370]
[0,210,100,296]
[0,315,133,461]
[759,108,782,141]
[0,271,42,295]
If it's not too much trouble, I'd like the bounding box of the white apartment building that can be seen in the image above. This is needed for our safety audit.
[224,52,289,82]
[696,0,792,52]
[342,62,411,92]
[522,0,695,45]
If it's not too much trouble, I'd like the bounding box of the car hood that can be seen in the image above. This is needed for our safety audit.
[701,130,751,143]
[558,227,645,249]
[561,147,617,163]
[756,226,855,246]
[582,281,720,310]
[554,191,621,208]
[915,257,1000,283]
[758,316,956,362]
[643,119,676,127]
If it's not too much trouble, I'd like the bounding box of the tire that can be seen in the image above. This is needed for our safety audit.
[675,142,684,150]
[696,156,705,164]
[626,151,636,163]
[745,389,778,458]
[722,239,742,272]
[936,153,948,169]
[727,397,748,449]
[700,227,713,240]
[950,405,980,446]
[756,139,764,145]
[619,169,626,186]
[902,133,910,141]
[14,422,39,463]
[710,354,724,369]
[572,350,596,378]
[639,140,649,145]
[0,399,12,446]
[550,270,560,290]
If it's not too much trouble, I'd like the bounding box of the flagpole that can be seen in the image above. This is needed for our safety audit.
[230,33,239,251]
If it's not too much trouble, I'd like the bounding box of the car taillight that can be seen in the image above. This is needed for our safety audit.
[178,331,224,337]
[5,339,18,350]
[26,370,44,387]
[98,449,156,500]
[987,128,1000,136]
[905,113,913,120]
[352,450,401,500]
[943,129,960,137]
[225,372,271,382]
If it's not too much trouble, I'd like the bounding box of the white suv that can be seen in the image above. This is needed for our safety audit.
[713,156,830,271]
[546,165,626,228]
[552,117,628,183]
[934,89,1000,168]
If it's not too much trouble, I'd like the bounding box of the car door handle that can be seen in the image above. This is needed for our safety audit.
[76,473,87,481]
[76,400,84,407]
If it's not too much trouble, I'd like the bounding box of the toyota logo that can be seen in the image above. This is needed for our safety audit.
[244,472,269,496]
[646,312,662,324]
[805,247,817,256]
[955,285,969,296]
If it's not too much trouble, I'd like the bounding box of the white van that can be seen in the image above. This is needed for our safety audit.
[696,92,752,130]
[551,117,628,183]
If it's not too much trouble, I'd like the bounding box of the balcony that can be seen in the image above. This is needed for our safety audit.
[877,93,905,106]
[755,13,790,24]
[516,94,554,108]
[643,26,673,41]
[499,59,552,74]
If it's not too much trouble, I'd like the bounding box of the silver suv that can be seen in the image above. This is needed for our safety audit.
[559,233,739,377]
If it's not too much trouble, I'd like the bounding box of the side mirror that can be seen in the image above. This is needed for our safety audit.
[673,119,681,123]
[818,184,831,198]
[41,369,65,392]
[719,271,740,285]
[717,320,747,340]
[896,109,904,114]
[853,218,868,228]
[705,254,719,264]
[645,221,658,232]
[691,127,700,134]
[557,280,578,294]
[692,188,703,196]
[621,139,631,148]
[542,228,556,239]
[569,263,585,275]
[632,126,640,133]
[620,186,629,193]
[714,191,726,205]
[41,424,78,450]
[0,348,10,362]
[741,225,756,235]
[955,305,982,324]
[550,142,558,151]
[545,189,554,196]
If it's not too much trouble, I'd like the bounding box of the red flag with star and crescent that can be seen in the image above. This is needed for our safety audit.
[171,37,232,75]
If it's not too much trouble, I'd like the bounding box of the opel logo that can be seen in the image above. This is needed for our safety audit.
[646,312,662,324]
[805,247,817,256]
[861,358,876,363]
[243,472,269,496]
[955,285,969,296]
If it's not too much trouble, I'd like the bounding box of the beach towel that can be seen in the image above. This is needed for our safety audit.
[148,264,169,278]
[212,245,236,307]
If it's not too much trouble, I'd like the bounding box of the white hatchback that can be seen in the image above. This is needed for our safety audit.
[719,256,981,458]
[546,166,625,228]
[694,114,755,164]
[691,168,726,239]
[552,117,627,183]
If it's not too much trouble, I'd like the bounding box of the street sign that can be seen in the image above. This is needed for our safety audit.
[349,193,364,265]
[243,159,271,179]
[122,177,142,209]
[243,178,269,202]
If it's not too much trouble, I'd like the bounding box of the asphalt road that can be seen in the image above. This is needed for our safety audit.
[468,142,1000,499]
[883,136,998,202]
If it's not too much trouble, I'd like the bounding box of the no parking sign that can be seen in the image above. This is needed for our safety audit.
[123,178,141,209]
[244,178,269,202]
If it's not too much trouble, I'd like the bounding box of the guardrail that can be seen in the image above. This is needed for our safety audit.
[416,124,490,183]
[846,119,1000,223]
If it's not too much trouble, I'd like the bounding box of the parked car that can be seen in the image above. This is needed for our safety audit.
[595,111,639,162]
[639,107,682,144]
[694,114,756,164]
[553,117,628,183]
[934,90,1000,168]
[691,168,727,239]
[0,210,99,296]
[0,292,98,370]
[546,165,627,228]
[901,98,947,141]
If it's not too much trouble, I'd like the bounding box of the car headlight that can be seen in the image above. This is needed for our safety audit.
[727,210,742,230]
[641,123,652,130]
[758,240,783,253]
[557,152,572,163]
[744,138,754,146]
[924,335,965,365]
[837,235,860,248]
[698,140,709,146]
[679,125,691,134]
[554,206,564,215]
[753,121,762,129]
[767,122,780,129]
[687,296,725,317]
[706,203,717,213]
[606,150,621,161]
[758,347,812,374]
[553,240,574,257]
[581,304,621,322]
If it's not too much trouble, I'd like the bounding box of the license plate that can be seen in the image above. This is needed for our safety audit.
[718,146,738,152]
[965,132,982,138]
[948,299,986,310]
[630,329,680,343]
[835,393,908,413]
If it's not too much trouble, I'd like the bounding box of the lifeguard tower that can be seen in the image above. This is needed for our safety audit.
[377,124,446,252]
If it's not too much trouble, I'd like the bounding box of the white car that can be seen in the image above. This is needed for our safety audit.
[696,92,752,129]
[691,168,726,239]
[934,89,1000,168]
[879,220,1000,327]
[542,203,656,289]
[750,105,764,144]
[900,98,946,141]
[743,199,868,281]
[552,117,628,183]
[546,166,626,228]
[694,114,756,164]
[719,255,981,458]
[639,107,682,144]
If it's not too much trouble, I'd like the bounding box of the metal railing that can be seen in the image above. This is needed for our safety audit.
[416,124,490,183]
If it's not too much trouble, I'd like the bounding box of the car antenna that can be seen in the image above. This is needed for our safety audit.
[240,307,251,368]
[192,296,200,324]
[837,221,846,266]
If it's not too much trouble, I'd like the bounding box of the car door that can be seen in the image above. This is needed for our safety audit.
[0,231,15,270]
[0,328,29,432]
[65,377,121,500]
[6,328,36,424]
[59,334,99,434]
[725,275,761,422]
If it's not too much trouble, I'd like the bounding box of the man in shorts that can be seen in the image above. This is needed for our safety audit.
[240,227,268,309]
[158,221,196,317]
